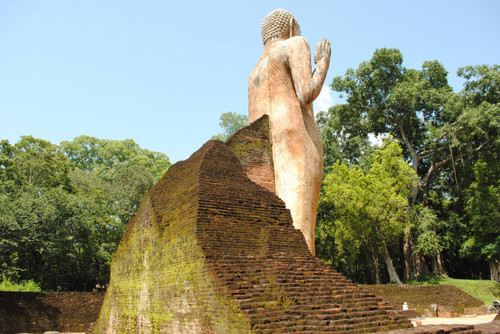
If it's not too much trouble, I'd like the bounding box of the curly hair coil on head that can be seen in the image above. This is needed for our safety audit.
[261,9,300,45]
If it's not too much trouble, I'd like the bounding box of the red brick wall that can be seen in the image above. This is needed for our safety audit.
[0,291,104,334]
[226,115,275,194]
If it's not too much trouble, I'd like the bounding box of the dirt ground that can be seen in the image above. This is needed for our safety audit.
[415,314,497,326]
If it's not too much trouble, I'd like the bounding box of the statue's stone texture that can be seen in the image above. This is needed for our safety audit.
[248,9,330,255]
[95,121,413,332]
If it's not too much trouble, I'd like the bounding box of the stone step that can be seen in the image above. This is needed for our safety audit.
[251,317,399,332]
[228,283,364,293]
[216,273,351,286]
[249,311,393,326]
[241,303,385,316]
[237,296,388,309]
[203,249,409,333]
[241,309,396,325]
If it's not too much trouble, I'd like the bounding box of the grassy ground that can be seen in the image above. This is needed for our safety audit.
[0,275,41,292]
[408,276,500,305]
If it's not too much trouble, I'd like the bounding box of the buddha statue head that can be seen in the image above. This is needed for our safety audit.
[261,9,301,45]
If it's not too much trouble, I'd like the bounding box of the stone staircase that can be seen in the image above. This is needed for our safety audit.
[206,253,411,333]
[193,131,413,332]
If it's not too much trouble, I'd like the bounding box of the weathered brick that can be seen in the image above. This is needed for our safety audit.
[95,120,416,333]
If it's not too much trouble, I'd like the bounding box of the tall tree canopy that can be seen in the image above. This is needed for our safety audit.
[0,136,170,291]
[330,50,497,206]
[317,49,499,282]
[318,140,416,284]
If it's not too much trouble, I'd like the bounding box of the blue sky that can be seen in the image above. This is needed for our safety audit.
[1,1,499,163]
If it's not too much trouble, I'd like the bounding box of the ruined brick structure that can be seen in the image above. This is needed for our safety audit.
[0,291,104,334]
[226,115,275,194]
[95,117,413,333]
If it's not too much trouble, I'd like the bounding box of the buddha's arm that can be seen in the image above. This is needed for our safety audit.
[288,37,331,105]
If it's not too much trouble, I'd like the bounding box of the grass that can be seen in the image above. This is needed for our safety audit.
[0,275,42,292]
[408,275,500,305]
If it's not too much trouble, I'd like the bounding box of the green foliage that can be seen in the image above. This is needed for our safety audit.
[458,64,499,105]
[0,136,171,291]
[211,112,248,141]
[0,274,41,292]
[462,158,500,256]
[330,48,454,203]
[318,140,416,283]
[61,135,170,181]
[0,136,70,190]
[443,65,500,279]
[411,205,442,258]
[316,106,373,173]
[318,48,499,282]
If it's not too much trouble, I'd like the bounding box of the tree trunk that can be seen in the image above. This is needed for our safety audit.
[432,251,446,275]
[416,253,431,277]
[490,259,499,281]
[394,118,420,207]
[372,253,381,284]
[382,242,403,284]
[403,234,424,281]
[403,238,411,282]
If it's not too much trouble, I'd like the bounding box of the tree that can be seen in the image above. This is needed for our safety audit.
[409,205,446,275]
[62,136,171,224]
[330,49,454,205]
[60,135,170,181]
[462,156,500,280]
[211,112,248,141]
[0,136,70,190]
[319,140,417,284]
[328,50,499,279]
[445,65,499,280]
[0,136,171,290]
[316,106,373,174]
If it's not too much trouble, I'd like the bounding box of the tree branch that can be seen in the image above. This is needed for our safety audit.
[420,141,490,190]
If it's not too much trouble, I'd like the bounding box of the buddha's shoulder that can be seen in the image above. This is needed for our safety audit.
[270,37,310,53]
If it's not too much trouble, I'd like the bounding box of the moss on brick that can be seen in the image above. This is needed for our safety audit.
[96,121,414,333]
[226,115,275,194]
[96,142,252,333]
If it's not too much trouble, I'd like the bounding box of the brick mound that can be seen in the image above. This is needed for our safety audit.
[0,291,104,334]
[226,114,275,194]
[362,285,484,317]
[95,117,413,333]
